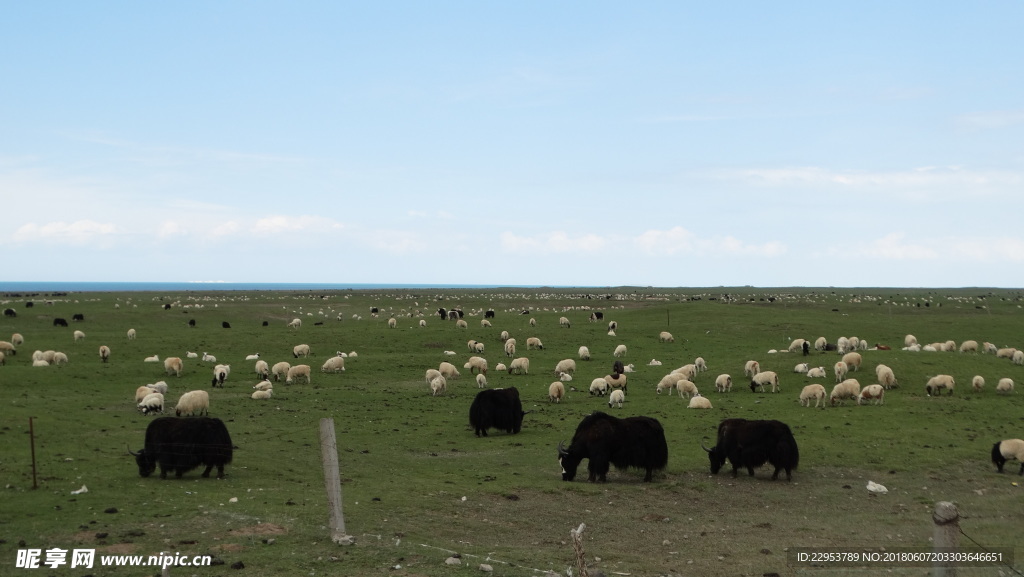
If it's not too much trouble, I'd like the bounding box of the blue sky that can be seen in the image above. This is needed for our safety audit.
[3,2,1022,286]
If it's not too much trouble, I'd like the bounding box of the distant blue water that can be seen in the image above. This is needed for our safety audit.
[0,282,552,293]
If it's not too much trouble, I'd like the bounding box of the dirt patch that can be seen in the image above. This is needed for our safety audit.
[226,522,287,536]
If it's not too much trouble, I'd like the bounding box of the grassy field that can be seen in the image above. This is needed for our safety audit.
[1,287,1023,577]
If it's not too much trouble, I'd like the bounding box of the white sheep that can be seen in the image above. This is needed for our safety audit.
[272,361,291,381]
[904,334,918,347]
[51,352,69,366]
[147,381,168,394]
[425,368,442,383]
[750,371,780,393]
[553,358,576,375]
[607,321,617,332]
[983,342,998,354]
[656,373,684,394]
[608,388,625,408]
[99,345,111,362]
[508,357,530,375]
[972,375,985,392]
[589,377,608,395]
[559,316,571,328]
[211,364,230,387]
[659,331,674,343]
[875,364,898,389]
[814,336,827,351]
[186,351,198,359]
[251,389,273,400]
[245,353,261,361]
[842,352,863,371]
[430,375,447,396]
[1013,350,1024,366]
[255,359,270,379]
[138,392,164,414]
[164,357,183,377]
[607,329,616,336]
[127,328,136,340]
[743,360,760,377]
[674,379,698,399]
[0,340,16,355]
[578,346,591,360]
[286,364,312,384]
[201,351,216,363]
[419,319,427,327]
[464,356,488,375]
[648,359,663,366]
[672,364,697,380]
[806,366,827,378]
[439,361,461,379]
[494,362,507,372]
[321,356,346,373]
[799,384,827,408]
[925,374,955,396]
[613,344,627,358]
[144,354,160,362]
[548,381,565,403]
[476,373,488,388]
[32,358,50,367]
[529,317,537,327]
[480,319,492,328]
[959,340,979,353]
[467,339,480,352]
[687,394,712,409]
[8,333,22,347]
[289,318,303,329]
[135,385,155,403]
[833,361,849,383]
[444,350,457,356]
[604,372,627,391]
[623,363,635,373]
[455,319,468,329]
[499,330,510,342]
[504,339,517,357]
[715,374,732,393]
[996,347,1017,359]
[793,363,808,374]
[830,379,861,405]
[73,330,85,342]
[694,357,707,372]
[387,317,397,328]
[996,378,1015,394]
[788,338,807,353]
[253,380,274,391]
[292,344,311,358]
[558,371,573,382]
[858,384,885,405]
[175,390,210,416]
[526,337,543,350]
[992,439,1024,475]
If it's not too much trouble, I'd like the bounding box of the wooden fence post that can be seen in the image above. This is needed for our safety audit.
[320,418,354,545]
[932,501,959,577]
[570,523,589,577]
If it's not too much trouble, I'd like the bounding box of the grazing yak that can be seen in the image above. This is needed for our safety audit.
[469,387,526,437]
[557,411,668,483]
[701,418,799,481]
[129,417,234,479]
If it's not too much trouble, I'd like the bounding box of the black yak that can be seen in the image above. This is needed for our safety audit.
[701,418,799,481]
[130,417,234,479]
[469,387,526,437]
[558,411,668,482]
[53,318,68,327]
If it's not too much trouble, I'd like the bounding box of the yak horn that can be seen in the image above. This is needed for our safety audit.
[699,436,713,453]
[557,440,569,457]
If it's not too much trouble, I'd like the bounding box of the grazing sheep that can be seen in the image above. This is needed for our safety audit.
[589,377,609,396]
[211,364,230,387]
[549,381,565,403]
[608,389,625,408]
[127,328,136,340]
[559,316,571,328]
[425,368,442,383]
[674,379,698,398]
[604,372,627,391]
[814,336,828,351]
[99,345,111,362]
[526,337,544,350]
[0,351,5,365]
[52,351,69,366]
[983,342,998,354]
[743,360,760,378]
[387,317,397,328]
[972,375,985,392]
[694,357,707,372]
[494,362,507,372]
[788,338,807,353]
[656,373,685,394]
[858,384,885,405]
[1013,350,1024,366]
[476,373,488,388]
[793,363,809,374]
[613,344,627,358]
[175,390,210,416]
[439,361,461,379]
[959,340,979,353]
[138,392,164,415]
[508,357,530,375]
[996,378,1015,394]
[292,344,311,358]
[749,371,780,393]
[472,341,485,353]
[253,380,274,391]
[464,356,489,375]
[806,366,827,378]
[830,379,861,405]
[834,361,849,383]
[670,364,697,381]
[842,352,863,371]
[504,339,517,357]
[799,384,827,408]
[164,357,183,377]
[875,364,898,389]
[430,375,447,396]
[659,331,674,343]
[529,317,537,327]
[201,352,217,363]
[144,354,160,363]
[925,374,955,396]
[991,439,1024,475]
[553,358,576,375]
[578,346,591,360]
[455,319,468,329]
[286,364,312,384]
[687,394,712,409]
[836,337,850,354]
[480,319,492,328]
[607,321,617,331]
[715,374,732,393]
[245,353,261,361]
[12,333,24,347]
[419,319,427,327]
[321,356,346,373]
[996,347,1017,359]
[272,361,291,382]
[72,330,85,342]
[255,359,270,379]
[499,330,510,341]
[135,385,156,403]
[251,389,272,400]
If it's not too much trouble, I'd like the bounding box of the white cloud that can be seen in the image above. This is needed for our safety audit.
[500,231,609,254]
[14,220,118,245]
[254,215,344,233]
[634,226,786,257]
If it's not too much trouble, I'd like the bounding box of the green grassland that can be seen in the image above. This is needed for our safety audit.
[1,287,1022,577]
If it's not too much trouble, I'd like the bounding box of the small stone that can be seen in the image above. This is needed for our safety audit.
[479,563,493,572]
[230,561,244,569]
[229,497,238,503]
[104,507,118,514]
